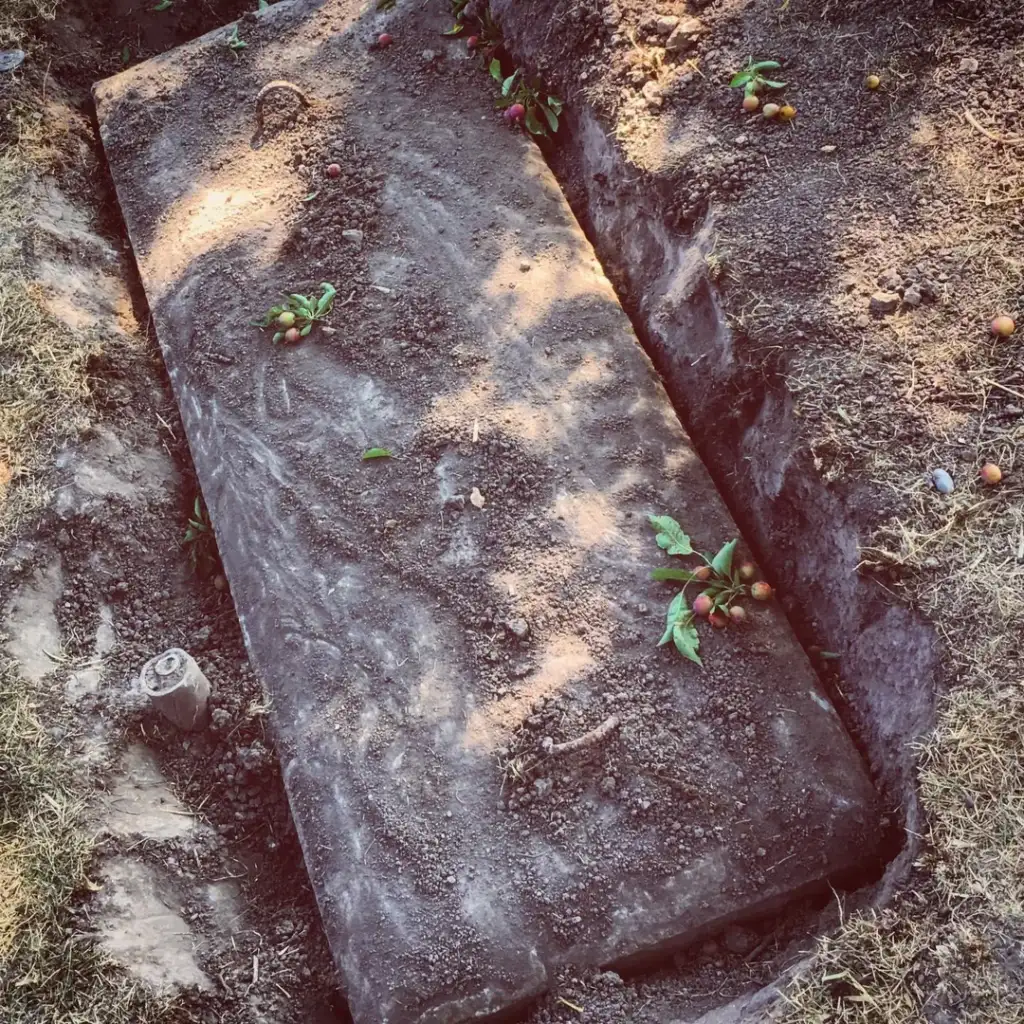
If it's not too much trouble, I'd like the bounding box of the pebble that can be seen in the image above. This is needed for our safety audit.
[654,14,679,34]
[519,259,532,272]
[506,617,530,640]
[902,284,923,307]
[820,144,837,154]
[869,291,900,315]
[930,468,955,494]
[342,228,364,247]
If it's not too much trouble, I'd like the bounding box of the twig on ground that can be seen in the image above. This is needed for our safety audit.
[541,714,619,758]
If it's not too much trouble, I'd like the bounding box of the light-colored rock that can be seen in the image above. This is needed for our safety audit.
[665,16,706,53]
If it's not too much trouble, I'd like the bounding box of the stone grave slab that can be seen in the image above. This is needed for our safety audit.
[95,2,881,1020]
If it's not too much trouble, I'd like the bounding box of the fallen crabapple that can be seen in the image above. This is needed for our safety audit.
[778,104,796,121]
[728,606,747,625]
[692,594,713,617]
[865,74,881,89]
[991,315,1016,338]
[694,565,713,581]
[979,463,1002,486]
[326,163,341,178]
[762,102,781,119]
[709,611,729,629]
[467,35,479,49]
[277,311,296,329]
[504,102,526,122]
[283,327,301,344]
[750,581,773,601]
[738,562,756,581]
[377,33,392,48]
[742,94,759,113]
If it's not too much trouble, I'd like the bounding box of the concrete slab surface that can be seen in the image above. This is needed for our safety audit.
[95,2,881,1020]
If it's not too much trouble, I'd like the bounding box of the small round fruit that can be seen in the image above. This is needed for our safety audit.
[326,163,341,178]
[762,102,781,119]
[778,104,797,121]
[377,33,392,48]
[742,94,760,113]
[467,34,479,50]
[694,565,712,581]
[692,594,713,617]
[751,581,773,602]
[991,315,1016,338]
[865,74,881,90]
[277,311,296,329]
[505,102,526,122]
[709,611,729,629]
[979,463,1002,486]
[728,606,747,625]
[213,574,227,592]
[738,562,756,581]
[284,327,301,344]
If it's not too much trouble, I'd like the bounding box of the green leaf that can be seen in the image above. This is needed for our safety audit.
[502,71,519,97]
[730,71,753,88]
[672,621,703,666]
[442,24,464,35]
[546,95,563,115]
[258,0,269,10]
[659,591,687,645]
[648,515,694,556]
[490,58,503,82]
[761,78,786,88]
[272,331,284,343]
[299,324,312,337]
[711,539,738,578]
[820,651,841,660]
[289,293,312,309]
[744,81,758,96]
[152,0,172,10]
[301,191,319,203]
[540,102,559,133]
[193,497,203,518]
[750,60,781,71]
[121,45,131,64]
[362,448,393,460]
[651,567,700,582]
[376,0,396,9]
[524,108,544,135]
[315,283,337,316]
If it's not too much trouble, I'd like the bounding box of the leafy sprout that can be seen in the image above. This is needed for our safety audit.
[183,495,221,576]
[227,25,247,54]
[649,515,769,666]
[253,283,337,343]
[729,58,785,96]
[490,59,563,135]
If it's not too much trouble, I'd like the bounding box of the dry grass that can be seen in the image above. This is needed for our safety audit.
[772,28,1024,1024]
[0,0,59,46]
[0,119,98,540]
[0,665,183,1023]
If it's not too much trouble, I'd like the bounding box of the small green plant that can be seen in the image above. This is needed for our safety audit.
[729,58,785,96]
[361,448,393,460]
[490,59,562,135]
[648,514,773,666]
[253,282,337,342]
[152,0,173,10]
[227,25,247,54]
[183,495,220,576]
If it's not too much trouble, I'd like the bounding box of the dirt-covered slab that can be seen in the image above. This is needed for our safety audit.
[94,1,881,1020]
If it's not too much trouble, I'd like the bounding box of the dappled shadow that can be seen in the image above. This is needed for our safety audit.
[94,0,888,1019]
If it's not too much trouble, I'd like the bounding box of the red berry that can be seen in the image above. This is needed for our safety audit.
[728,606,746,625]
[284,327,301,344]
[467,35,479,50]
[505,102,526,122]
[709,611,729,629]
[692,594,713,617]
[377,33,392,48]
[751,581,773,602]
[738,562,756,581]
[694,566,712,581]
[326,163,341,178]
